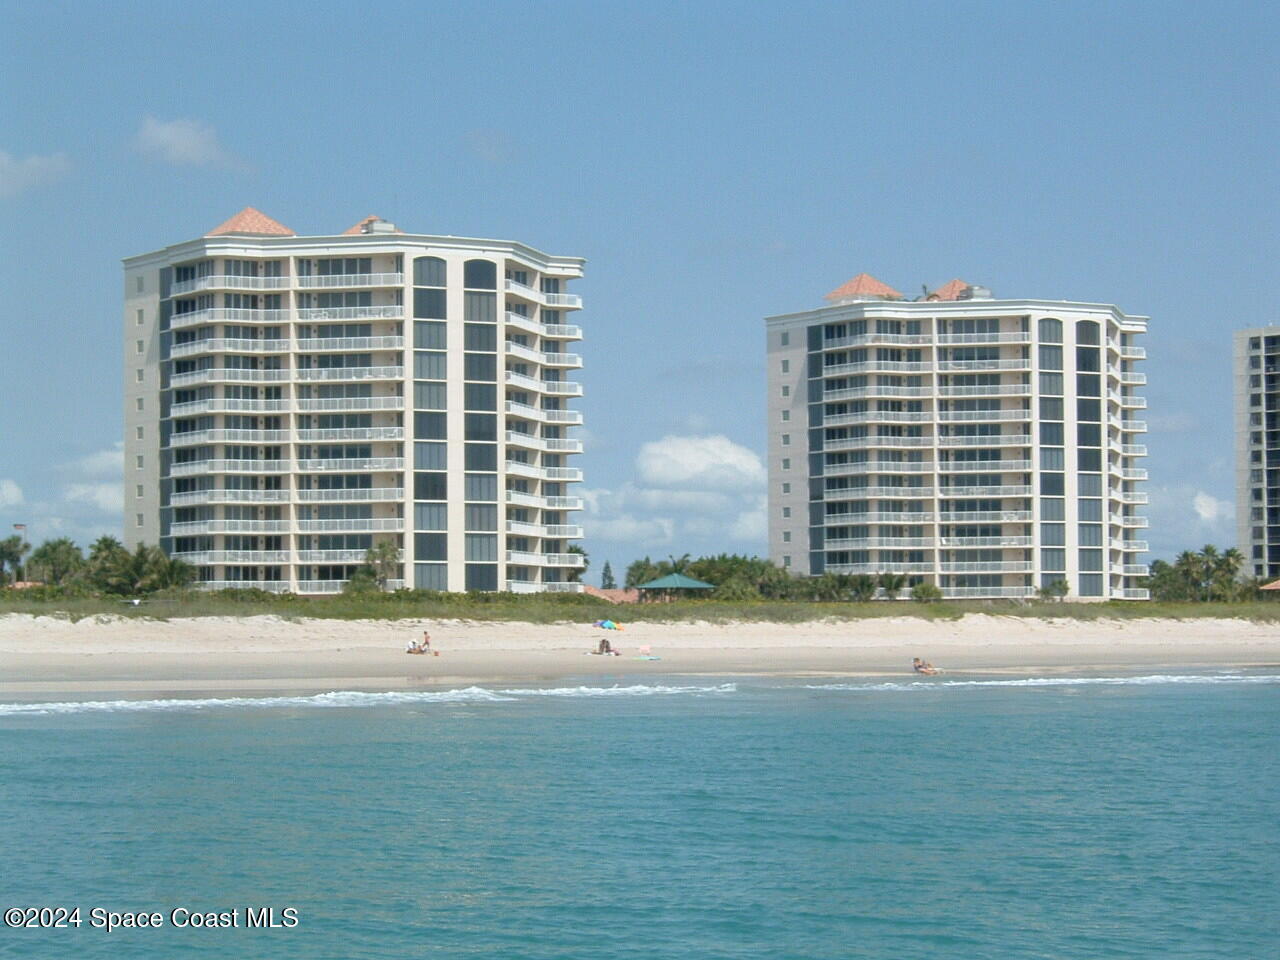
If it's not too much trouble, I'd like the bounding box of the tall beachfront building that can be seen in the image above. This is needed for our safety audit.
[1233,327,1280,579]
[766,274,1150,600]
[123,208,585,594]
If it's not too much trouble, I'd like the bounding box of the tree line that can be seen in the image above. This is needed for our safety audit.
[0,535,193,595]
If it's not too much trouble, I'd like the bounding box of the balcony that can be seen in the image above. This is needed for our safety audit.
[295,488,405,502]
[504,461,583,482]
[825,461,933,477]
[1119,420,1147,432]
[169,520,290,535]
[824,333,932,348]
[505,550,587,567]
[296,458,405,472]
[824,411,931,426]
[1120,346,1147,360]
[296,272,404,289]
[939,561,1034,573]
[824,436,932,451]
[170,275,290,295]
[1109,391,1147,408]
[295,366,405,382]
[1110,515,1149,528]
[506,580,585,594]
[503,279,582,309]
[938,384,1031,397]
[504,341,582,368]
[170,489,290,506]
[297,549,401,564]
[824,537,935,549]
[195,580,291,593]
[506,520,585,539]
[296,396,404,412]
[1119,371,1147,386]
[170,459,290,477]
[822,360,932,376]
[504,431,583,454]
[826,486,935,499]
[170,368,290,387]
[1116,540,1149,551]
[1116,588,1150,600]
[938,511,1032,522]
[296,427,404,442]
[827,512,936,524]
[936,359,1031,372]
[504,400,583,425]
[171,338,290,358]
[936,332,1031,345]
[826,562,935,574]
[938,485,1033,497]
[172,550,291,564]
[1119,444,1148,457]
[824,385,932,402]
[940,586,1037,599]
[939,536,1034,547]
[938,434,1032,447]
[937,409,1030,422]
[504,489,584,511]
[1118,468,1148,481]
[169,307,289,330]
[296,579,405,593]
[1120,563,1150,576]
[938,459,1031,472]
[503,370,583,396]
[296,306,404,321]
[296,336,404,352]
[295,518,405,532]
[168,428,290,448]
[171,398,290,416]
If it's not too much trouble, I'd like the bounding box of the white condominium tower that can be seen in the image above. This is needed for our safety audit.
[1233,327,1280,579]
[123,208,585,594]
[766,274,1150,601]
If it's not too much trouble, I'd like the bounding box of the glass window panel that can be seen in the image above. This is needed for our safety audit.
[414,412,446,440]
[414,532,447,561]
[413,471,447,500]
[1041,523,1066,546]
[1078,573,1104,597]
[413,288,447,320]
[414,382,446,409]
[1077,423,1101,447]
[464,292,497,323]
[1040,397,1063,420]
[465,533,497,562]
[1079,498,1103,520]
[414,562,447,590]
[413,442,446,470]
[464,473,498,501]
[413,257,446,287]
[465,443,497,470]
[1041,498,1065,521]
[414,502,446,530]
[464,353,497,381]
[413,351,446,380]
[1077,398,1101,423]
[1078,548,1103,571]
[1041,448,1065,470]
[1041,422,1063,445]
[1041,472,1064,496]
[1038,317,1062,343]
[1076,347,1100,372]
[1039,372,1063,395]
[465,504,498,531]
[1076,373,1101,397]
[465,563,498,591]
[414,321,446,349]
[464,383,497,411]
[1038,345,1062,370]
[1075,320,1100,346]
[463,260,497,290]
[465,413,496,441]
[1079,524,1103,546]
[1041,548,1066,570]
[1078,449,1102,471]
[464,324,497,351]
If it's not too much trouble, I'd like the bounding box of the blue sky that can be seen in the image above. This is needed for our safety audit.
[1,0,1276,579]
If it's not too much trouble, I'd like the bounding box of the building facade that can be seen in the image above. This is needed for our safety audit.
[766,275,1150,600]
[123,208,585,594]
[1233,327,1280,579]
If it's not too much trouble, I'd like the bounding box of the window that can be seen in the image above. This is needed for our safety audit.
[1038,345,1062,370]
[780,332,789,346]
[136,513,144,527]
[464,473,498,500]
[136,309,144,326]
[464,324,497,351]
[414,442,447,470]
[413,289,446,319]
[465,564,498,591]
[136,339,144,354]
[135,368,144,383]
[1079,524,1103,546]
[782,458,791,470]
[1077,398,1101,422]
[1077,423,1101,447]
[415,533,447,561]
[782,506,792,518]
[783,555,792,567]
[414,321,446,349]
[413,256,446,287]
[781,385,790,397]
[465,443,497,471]
[465,534,497,562]
[136,398,143,411]
[414,502,446,529]
[782,482,791,494]
[1041,498,1065,521]
[1041,473,1064,495]
[1039,372,1063,395]
[136,455,144,469]
[465,413,496,441]
[1041,448,1064,470]
[781,359,790,373]
[1041,422,1063,445]
[782,531,792,542]
[414,472,447,500]
[1038,317,1062,343]
[135,426,144,440]
[1078,574,1104,597]
[465,504,498,531]
[463,260,497,289]
[464,292,496,323]
[782,434,791,446]
[414,382,446,409]
[464,383,496,410]
[781,410,790,422]
[1079,498,1103,520]
[1076,373,1101,397]
[1041,548,1065,570]
[1040,397,1063,420]
[135,484,144,498]
[1075,320,1100,346]
[415,412,446,439]
[414,351,446,380]
[1041,523,1065,546]
[1076,347,1100,372]
[415,563,447,590]
[464,354,496,380]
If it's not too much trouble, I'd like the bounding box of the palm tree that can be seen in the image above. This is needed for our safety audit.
[0,535,31,585]
[566,544,588,583]
[364,541,402,590]
[877,572,907,600]
[26,538,85,585]
[849,574,877,603]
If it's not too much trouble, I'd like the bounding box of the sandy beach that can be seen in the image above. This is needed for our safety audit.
[0,612,1277,698]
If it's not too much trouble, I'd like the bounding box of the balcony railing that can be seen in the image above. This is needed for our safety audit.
[1115,540,1148,551]
[169,520,290,535]
[938,459,1032,472]
[295,458,405,472]
[938,536,1034,547]
[824,385,932,402]
[297,549,402,563]
[296,336,404,352]
[170,275,290,295]
[822,360,932,376]
[503,400,582,424]
[296,396,404,412]
[938,384,1031,397]
[937,409,1030,422]
[824,333,931,348]
[938,484,1033,497]
[824,436,932,450]
[295,366,405,382]
[296,306,404,321]
[1110,515,1149,528]
[1119,371,1147,385]
[170,489,290,505]
[503,279,582,309]
[939,561,1034,573]
[826,512,936,524]
[168,428,290,448]
[170,459,290,476]
[169,307,289,330]
[825,486,935,499]
[504,431,584,454]
[504,490,584,511]
[506,580,585,594]
[940,586,1037,599]
[824,537,935,549]
[170,368,290,387]
[170,398,290,416]
[295,518,405,532]
[296,273,404,288]
[935,332,1031,345]
[938,434,1032,447]
[295,488,405,502]
[1120,346,1146,359]
[936,359,1031,371]
[172,550,291,564]
[823,411,931,426]
[195,580,291,593]
[171,338,290,358]
[505,550,587,567]
[1117,588,1150,600]
[826,562,935,574]
[505,520,585,539]
[503,371,583,396]
[937,511,1032,522]
[296,427,404,442]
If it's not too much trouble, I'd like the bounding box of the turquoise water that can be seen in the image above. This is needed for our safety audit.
[1,673,1277,959]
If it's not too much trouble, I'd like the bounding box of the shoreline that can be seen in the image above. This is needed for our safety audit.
[1,612,1277,700]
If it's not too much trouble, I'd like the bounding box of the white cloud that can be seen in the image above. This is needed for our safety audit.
[636,434,765,491]
[0,478,24,507]
[69,442,124,479]
[729,497,768,541]
[136,116,243,169]
[1192,490,1231,523]
[587,514,674,544]
[0,150,70,198]
[63,482,123,515]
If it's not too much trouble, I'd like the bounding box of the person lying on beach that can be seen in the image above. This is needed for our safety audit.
[406,640,427,655]
[912,658,938,675]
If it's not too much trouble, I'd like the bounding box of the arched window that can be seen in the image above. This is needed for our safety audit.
[413,256,445,287]
[1075,320,1100,346]
[463,259,497,290]
[1038,317,1062,343]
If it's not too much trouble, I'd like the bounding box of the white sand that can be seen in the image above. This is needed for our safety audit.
[0,612,1276,697]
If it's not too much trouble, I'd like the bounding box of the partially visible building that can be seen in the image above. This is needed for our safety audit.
[766,274,1150,600]
[123,208,586,594]
[1233,328,1280,578]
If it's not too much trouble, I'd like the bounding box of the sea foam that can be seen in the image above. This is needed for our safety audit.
[803,673,1280,692]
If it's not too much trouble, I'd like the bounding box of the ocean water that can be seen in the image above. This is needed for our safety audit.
[1,673,1277,959]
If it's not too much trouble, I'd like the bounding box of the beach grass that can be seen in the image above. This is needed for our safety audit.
[3,589,1280,624]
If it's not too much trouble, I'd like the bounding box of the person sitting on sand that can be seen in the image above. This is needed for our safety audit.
[597,637,613,655]
[406,640,420,654]
[912,657,937,675]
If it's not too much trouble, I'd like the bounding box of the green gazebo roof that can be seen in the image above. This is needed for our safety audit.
[635,572,715,590]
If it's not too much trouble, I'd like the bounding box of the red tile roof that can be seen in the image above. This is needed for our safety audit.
[205,207,295,237]
[342,215,402,235]
[824,273,903,302]
[927,278,970,301]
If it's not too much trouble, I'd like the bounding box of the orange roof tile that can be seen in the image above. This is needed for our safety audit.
[205,207,295,237]
[824,272,903,302]
[927,278,970,301]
